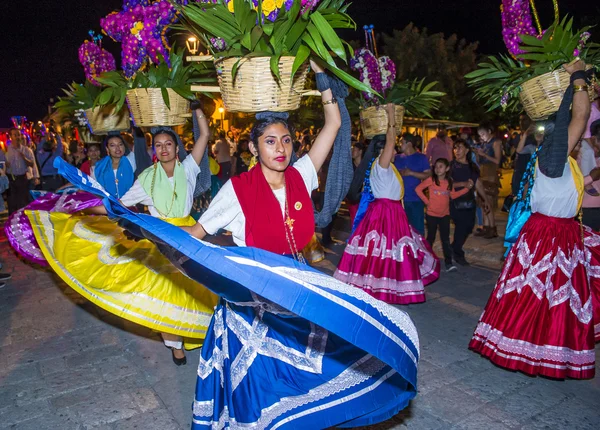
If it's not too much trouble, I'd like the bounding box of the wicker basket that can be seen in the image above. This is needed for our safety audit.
[78,127,102,144]
[126,88,189,127]
[519,66,597,121]
[84,105,130,135]
[359,105,405,139]
[215,56,309,113]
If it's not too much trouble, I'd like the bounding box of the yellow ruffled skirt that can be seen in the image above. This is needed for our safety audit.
[27,211,218,346]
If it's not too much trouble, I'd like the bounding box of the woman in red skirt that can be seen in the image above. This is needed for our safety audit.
[469,60,597,379]
[334,104,440,304]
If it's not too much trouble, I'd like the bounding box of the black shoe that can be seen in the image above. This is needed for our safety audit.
[0,282,5,289]
[0,273,11,281]
[455,256,470,266]
[445,262,457,272]
[170,348,187,366]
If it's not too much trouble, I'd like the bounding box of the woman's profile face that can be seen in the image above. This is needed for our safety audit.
[478,129,492,143]
[250,123,293,172]
[453,143,467,160]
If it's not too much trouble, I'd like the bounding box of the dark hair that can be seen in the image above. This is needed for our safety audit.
[590,119,600,137]
[346,135,385,203]
[401,132,418,147]
[68,140,79,154]
[249,114,296,156]
[432,157,453,190]
[477,121,494,134]
[218,130,226,139]
[8,127,19,134]
[453,138,479,175]
[151,128,179,147]
[103,132,128,158]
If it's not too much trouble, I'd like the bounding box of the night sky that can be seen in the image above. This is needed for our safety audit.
[0,0,595,127]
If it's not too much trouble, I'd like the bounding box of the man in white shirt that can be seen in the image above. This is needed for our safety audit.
[6,128,36,214]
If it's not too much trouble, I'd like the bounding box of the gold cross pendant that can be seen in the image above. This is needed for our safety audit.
[285,216,295,231]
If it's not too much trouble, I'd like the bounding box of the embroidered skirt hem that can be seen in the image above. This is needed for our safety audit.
[469,213,596,379]
[334,198,439,305]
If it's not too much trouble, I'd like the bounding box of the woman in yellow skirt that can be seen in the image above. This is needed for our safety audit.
[28,106,218,365]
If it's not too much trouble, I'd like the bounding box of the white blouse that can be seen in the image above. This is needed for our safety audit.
[370,159,403,200]
[120,156,200,218]
[200,156,318,247]
[530,161,580,219]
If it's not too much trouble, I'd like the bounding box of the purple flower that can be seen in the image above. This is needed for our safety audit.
[501,0,538,57]
[101,0,179,77]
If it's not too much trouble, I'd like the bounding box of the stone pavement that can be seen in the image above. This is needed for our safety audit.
[1,208,600,429]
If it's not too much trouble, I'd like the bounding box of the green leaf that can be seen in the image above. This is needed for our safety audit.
[291,44,310,77]
[270,53,282,82]
[98,88,114,106]
[309,11,346,62]
[304,23,335,66]
[241,31,252,50]
[161,87,171,109]
[519,34,543,47]
[251,26,263,50]
[285,18,310,52]
[263,22,274,36]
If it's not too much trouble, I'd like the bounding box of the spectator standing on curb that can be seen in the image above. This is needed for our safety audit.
[394,133,431,235]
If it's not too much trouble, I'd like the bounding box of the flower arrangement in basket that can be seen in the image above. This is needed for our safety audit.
[93,0,214,126]
[55,33,130,136]
[174,0,373,112]
[350,26,444,139]
[466,0,599,120]
[94,48,215,127]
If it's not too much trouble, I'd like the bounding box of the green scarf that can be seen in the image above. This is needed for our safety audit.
[139,161,188,218]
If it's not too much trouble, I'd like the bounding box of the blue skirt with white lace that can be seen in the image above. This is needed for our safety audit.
[54,158,421,429]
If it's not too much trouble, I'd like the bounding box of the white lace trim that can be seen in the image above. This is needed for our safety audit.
[472,322,595,368]
[271,265,420,355]
[197,302,326,393]
[343,229,437,276]
[497,233,593,324]
[334,271,425,297]
[193,354,391,430]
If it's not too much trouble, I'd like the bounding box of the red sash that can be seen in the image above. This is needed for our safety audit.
[231,163,314,255]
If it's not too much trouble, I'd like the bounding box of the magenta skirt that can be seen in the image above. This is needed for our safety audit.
[334,198,440,304]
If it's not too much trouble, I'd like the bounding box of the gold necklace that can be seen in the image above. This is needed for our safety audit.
[282,187,306,264]
[150,162,178,218]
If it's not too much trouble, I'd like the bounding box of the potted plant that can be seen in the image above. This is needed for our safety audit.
[54,80,131,136]
[350,41,444,138]
[54,34,131,135]
[94,48,215,127]
[174,0,374,112]
[466,7,599,120]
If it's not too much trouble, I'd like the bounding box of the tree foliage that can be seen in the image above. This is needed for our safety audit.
[381,23,484,122]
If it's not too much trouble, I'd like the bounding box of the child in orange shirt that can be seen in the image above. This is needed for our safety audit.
[416,158,473,272]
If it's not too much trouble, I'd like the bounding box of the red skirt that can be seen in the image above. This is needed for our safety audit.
[469,212,596,379]
[334,198,440,304]
[583,227,600,342]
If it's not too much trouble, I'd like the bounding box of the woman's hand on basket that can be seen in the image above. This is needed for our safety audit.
[309,59,325,74]
[564,59,585,75]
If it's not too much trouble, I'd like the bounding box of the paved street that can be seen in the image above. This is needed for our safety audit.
[1,208,599,430]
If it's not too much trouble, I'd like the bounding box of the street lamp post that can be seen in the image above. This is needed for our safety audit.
[186,36,199,55]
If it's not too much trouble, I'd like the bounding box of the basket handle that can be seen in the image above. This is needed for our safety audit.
[530,0,560,35]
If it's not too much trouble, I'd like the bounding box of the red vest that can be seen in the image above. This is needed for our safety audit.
[231,164,314,255]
